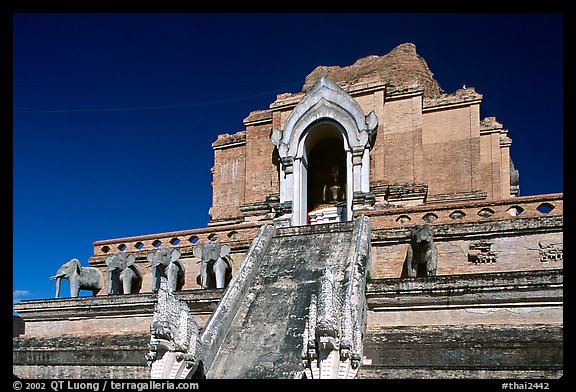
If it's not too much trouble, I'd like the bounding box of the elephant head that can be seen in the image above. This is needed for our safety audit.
[50,258,103,298]
[50,258,81,298]
[193,241,232,289]
[147,247,184,293]
[105,252,141,295]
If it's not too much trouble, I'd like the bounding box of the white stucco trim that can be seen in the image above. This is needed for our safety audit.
[272,76,378,226]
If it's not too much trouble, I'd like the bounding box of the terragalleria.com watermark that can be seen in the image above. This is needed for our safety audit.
[13,380,199,392]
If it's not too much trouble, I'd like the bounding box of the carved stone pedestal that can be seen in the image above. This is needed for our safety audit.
[308,205,344,225]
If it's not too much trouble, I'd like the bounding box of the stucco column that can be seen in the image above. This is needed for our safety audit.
[292,156,308,226]
[352,147,364,192]
[346,150,353,221]
[279,156,294,204]
[361,145,370,193]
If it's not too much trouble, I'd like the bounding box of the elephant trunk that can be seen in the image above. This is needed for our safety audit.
[53,276,62,298]
[151,263,164,292]
[123,277,131,295]
[108,268,120,295]
[50,273,65,298]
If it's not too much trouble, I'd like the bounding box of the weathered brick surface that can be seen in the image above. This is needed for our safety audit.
[208,44,518,224]
[13,335,151,379]
[13,289,223,338]
[479,131,504,198]
[211,134,247,221]
[24,316,153,337]
[87,194,563,289]
[421,104,481,196]
[302,42,444,98]
[244,122,278,205]
[12,43,564,380]
[372,96,424,185]
[14,365,149,379]
[371,222,563,278]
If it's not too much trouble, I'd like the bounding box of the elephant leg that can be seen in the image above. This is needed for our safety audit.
[426,258,435,276]
[405,248,417,278]
[108,271,117,295]
[200,262,209,289]
[70,278,80,297]
[426,250,438,277]
[108,272,114,295]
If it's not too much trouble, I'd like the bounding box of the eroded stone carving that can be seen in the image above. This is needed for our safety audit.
[510,159,520,196]
[105,252,142,294]
[404,225,438,277]
[193,239,232,289]
[468,241,497,264]
[385,183,428,206]
[148,248,185,293]
[146,278,203,379]
[50,258,104,298]
[302,267,363,379]
[539,241,563,263]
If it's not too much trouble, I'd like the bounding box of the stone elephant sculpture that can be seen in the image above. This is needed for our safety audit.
[147,247,185,293]
[403,224,438,278]
[50,258,104,298]
[105,252,142,295]
[193,241,232,289]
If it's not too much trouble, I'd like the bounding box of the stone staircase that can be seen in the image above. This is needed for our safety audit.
[202,217,370,379]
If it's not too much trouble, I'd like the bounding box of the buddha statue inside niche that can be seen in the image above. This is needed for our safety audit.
[322,166,345,205]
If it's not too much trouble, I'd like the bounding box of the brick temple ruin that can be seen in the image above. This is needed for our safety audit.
[13,43,563,379]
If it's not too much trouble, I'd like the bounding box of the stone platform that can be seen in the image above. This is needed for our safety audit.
[361,269,563,379]
[13,267,562,379]
[13,289,223,379]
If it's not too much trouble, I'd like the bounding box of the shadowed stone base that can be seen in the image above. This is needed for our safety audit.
[359,324,563,379]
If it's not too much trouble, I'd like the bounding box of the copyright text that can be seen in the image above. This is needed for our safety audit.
[12,381,199,392]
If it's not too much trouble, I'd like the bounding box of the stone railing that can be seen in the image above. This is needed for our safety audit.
[91,221,264,261]
[363,193,563,228]
[301,215,371,379]
[200,224,276,373]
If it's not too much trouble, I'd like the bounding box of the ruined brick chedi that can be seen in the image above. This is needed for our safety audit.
[13,43,562,379]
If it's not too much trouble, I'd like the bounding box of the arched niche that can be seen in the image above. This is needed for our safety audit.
[300,121,349,225]
[307,131,346,215]
[271,76,378,226]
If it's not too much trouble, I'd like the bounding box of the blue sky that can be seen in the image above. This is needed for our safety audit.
[12,13,563,304]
